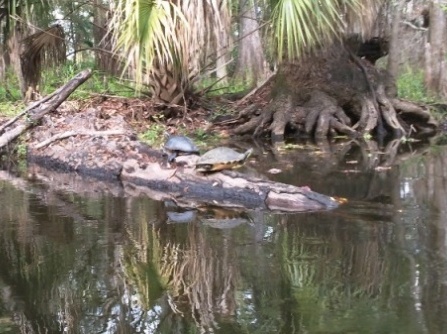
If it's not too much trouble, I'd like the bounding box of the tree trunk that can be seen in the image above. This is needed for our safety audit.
[7,27,26,97]
[425,0,447,97]
[93,0,120,75]
[212,0,231,82]
[234,40,438,140]
[148,61,186,104]
[234,0,268,86]
[386,1,403,79]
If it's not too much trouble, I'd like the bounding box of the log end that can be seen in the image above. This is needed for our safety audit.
[265,188,340,212]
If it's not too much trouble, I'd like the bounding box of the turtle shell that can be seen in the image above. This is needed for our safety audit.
[164,135,200,162]
[195,147,253,172]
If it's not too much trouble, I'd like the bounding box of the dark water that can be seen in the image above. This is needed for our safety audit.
[1,140,447,334]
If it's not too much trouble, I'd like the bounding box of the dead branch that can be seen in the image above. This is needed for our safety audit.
[0,69,92,150]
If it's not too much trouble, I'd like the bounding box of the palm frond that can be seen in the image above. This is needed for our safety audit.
[271,0,385,60]
[111,0,186,87]
[19,24,66,92]
[22,24,66,66]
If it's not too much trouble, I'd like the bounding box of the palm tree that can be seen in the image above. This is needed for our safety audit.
[111,0,232,104]
[111,0,380,100]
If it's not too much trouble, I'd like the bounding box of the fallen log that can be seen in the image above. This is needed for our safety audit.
[27,139,339,212]
[121,156,338,212]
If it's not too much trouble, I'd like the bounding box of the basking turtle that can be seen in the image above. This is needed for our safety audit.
[195,147,253,172]
[163,135,200,162]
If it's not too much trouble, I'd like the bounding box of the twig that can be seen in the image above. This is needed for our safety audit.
[401,21,428,31]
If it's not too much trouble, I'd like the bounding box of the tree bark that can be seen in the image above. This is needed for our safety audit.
[214,4,231,82]
[234,0,268,86]
[93,0,120,75]
[387,1,403,79]
[425,0,447,97]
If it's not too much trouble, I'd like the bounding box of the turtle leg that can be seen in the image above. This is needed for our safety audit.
[167,152,177,162]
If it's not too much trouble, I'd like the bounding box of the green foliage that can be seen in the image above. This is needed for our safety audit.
[0,70,23,105]
[191,128,221,147]
[15,143,27,159]
[0,62,136,108]
[271,0,382,60]
[138,123,167,146]
[40,62,136,99]
[196,76,250,97]
[111,0,186,88]
[397,68,432,103]
[0,101,25,117]
[138,123,222,149]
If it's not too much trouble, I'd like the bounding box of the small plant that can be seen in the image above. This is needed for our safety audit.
[194,128,209,141]
[16,143,27,159]
[195,76,250,97]
[139,123,166,146]
[0,101,25,117]
[192,128,222,147]
[0,69,22,103]
[397,68,432,103]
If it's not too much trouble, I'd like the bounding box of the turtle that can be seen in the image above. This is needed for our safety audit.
[163,135,200,162]
[195,147,253,172]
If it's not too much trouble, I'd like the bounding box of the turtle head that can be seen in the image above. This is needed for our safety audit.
[167,152,177,162]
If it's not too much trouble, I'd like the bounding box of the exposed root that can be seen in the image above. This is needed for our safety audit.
[331,118,358,137]
[237,104,259,119]
[355,97,378,134]
[234,115,261,135]
[253,104,274,136]
[303,91,357,139]
[391,98,438,135]
[376,84,406,137]
[232,70,436,140]
[267,95,292,140]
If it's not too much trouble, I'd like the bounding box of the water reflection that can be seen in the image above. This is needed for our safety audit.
[1,142,447,333]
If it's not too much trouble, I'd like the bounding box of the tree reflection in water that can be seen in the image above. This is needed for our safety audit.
[0,140,447,333]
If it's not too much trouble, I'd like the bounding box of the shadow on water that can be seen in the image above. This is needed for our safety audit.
[1,138,447,333]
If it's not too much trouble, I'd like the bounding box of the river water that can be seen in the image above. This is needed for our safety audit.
[0,139,447,333]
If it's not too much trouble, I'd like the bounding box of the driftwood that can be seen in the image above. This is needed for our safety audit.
[0,69,338,212]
